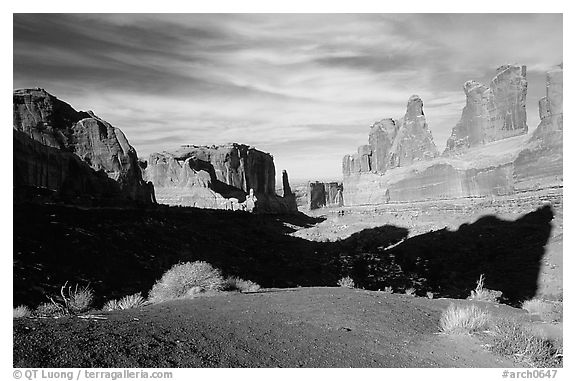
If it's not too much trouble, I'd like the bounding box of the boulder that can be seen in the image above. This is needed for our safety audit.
[445,64,528,153]
[13,88,155,204]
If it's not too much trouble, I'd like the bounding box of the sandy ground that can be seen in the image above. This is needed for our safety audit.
[14,288,527,368]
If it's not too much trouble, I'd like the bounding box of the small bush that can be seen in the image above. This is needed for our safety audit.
[118,293,146,309]
[102,300,120,312]
[382,286,393,294]
[439,304,490,334]
[426,292,434,299]
[222,277,261,293]
[67,284,94,313]
[490,318,562,367]
[148,261,225,303]
[468,274,502,302]
[337,276,355,288]
[521,299,562,322]
[103,293,146,311]
[13,305,31,319]
[34,302,66,317]
[405,287,416,296]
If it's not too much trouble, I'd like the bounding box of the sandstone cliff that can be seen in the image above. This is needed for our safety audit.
[13,88,155,203]
[143,144,297,213]
[343,95,438,176]
[445,64,528,153]
[343,65,562,206]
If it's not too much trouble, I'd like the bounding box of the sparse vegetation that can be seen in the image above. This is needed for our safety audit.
[439,303,490,334]
[426,292,434,299]
[383,286,393,294]
[337,276,355,288]
[103,293,146,311]
[468,274,502,302]
[13,305,31,319]
[521,298,562,322]
[404,287,416,296]
[490,318,563,367]
[222,277,261,292]
[148,261,225,303]
[65,284,94,313]
[34,302,66,317]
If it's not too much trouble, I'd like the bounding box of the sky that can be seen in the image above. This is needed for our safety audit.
[13,13,563,182]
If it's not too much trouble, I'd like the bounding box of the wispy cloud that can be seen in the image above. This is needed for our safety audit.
[13,13,562,180]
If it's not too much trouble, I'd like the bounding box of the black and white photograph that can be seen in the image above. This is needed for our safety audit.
[9,5,567,376]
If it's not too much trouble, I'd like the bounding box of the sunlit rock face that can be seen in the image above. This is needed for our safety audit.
[445,64,528,153]
[342,65,562,206]
[13,88,155,203]
[342,95,438,177]
[144,144,297,213]
[513,66,563,191]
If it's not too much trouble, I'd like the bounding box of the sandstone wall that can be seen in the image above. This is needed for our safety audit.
[308,182,344,210]
[342,65,562,206]
[13,88,155,204]
[445,65,528,153]
[343,95,438,177]
[144,144,297,213]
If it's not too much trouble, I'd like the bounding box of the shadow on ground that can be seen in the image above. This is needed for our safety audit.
[13,203,553,307]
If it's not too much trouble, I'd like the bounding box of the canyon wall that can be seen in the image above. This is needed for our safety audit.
[343,65,562,206]
[143,144,297,213]
[308,182,344,210]
[13,88,155,204]
[445,65,528,153]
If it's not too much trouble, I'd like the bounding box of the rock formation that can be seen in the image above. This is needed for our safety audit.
[308,182,343,210]
[342,65,563,206]
[445,64,528,153]
[143,144,297,213]
[343,95,438,176]
[513,65,563,190]
[13,88,155,204]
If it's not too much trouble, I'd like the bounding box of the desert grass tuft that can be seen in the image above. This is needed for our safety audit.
[222,277,261,293]
[439,303,490,334]
[13,305,31,319]
[148,261,225,303]
[490,318,562,367]
[521,298,562,322]
[34,302,66,317]
[103,293,146,311]
[337,276,355,288]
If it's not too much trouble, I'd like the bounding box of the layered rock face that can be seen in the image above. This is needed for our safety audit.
[514,66,563,190]
[143,144,297,213]
[343,65,562,206]
[13,88,155,203]
[308,182,343,210]
[343,95,438,176]
[445,65,528,153]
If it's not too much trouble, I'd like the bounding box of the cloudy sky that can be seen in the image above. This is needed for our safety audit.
[13,13,562,181]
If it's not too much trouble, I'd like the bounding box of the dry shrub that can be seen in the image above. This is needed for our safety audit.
[521,299,562,322]
[439,304,490,334]
[337,276,355,288]
[468,274,502,303]
[148,261,225,303]
[103,293,146,311]
[35,302,66,317]
[62,284,94,313]
[13,305,31,319]
[222,277,261,292]
[405,287,416,296]
[382,286,393,294]
[490,318,562,367]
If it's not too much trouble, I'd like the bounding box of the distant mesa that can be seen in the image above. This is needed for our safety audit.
[342,64,563,206]
[142,144,298,213]
[445,64,528,154]
[13,88,155,204]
